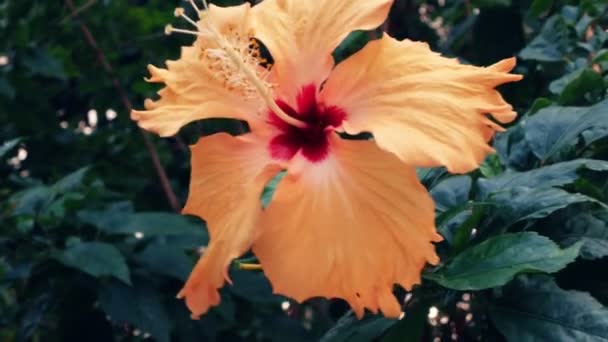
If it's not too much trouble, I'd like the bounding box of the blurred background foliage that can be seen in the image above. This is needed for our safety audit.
[1,0,608,341]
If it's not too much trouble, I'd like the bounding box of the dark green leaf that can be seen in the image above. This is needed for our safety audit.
[381,303,429,342]
[228,269,279,303]
[544,210,608,259]
[0,138,21,159]
[478,159,608,198]
[519,16,575,62]
[0,78,15,99]
[530,0,554,17]
[23,48,67,80]
[99,281,170,342]
[260,315,315,342]
[549,68,605,105]
[489,275,608,341]
[472,0,511,7]
[320,313,395,342]
[527,97,553,115]
[428,232,581,290]
[261,170,286,209]
[416,167,448,189]
[134,242,193,281]
[77,201,133,232]
[493,125,537,171]
[9,186,53,216]
[333,30,373,64]
[430,176,472,212]
[51,166,91,193]
[522,100,608,161]
[491,187,603,226]
[56,241,131,284]
[479,154,504,178]
[90,212,207,241]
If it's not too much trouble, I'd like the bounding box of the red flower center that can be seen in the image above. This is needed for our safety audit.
[268,85,346,163]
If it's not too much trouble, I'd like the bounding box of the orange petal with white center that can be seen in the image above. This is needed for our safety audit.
[178,133,280,318]
[320,34,523,174]
[252,0,393,103]
[253,135,442,318]
[131,3,267,137]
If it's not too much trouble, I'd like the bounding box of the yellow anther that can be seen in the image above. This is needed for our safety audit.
[174,7,185,17]
[166,0,308,129]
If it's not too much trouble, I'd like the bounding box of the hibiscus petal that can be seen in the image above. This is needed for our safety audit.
[131,4,266,137]
[178,133,280,318]
[253,135,442,318]
[320,35,523,173]
[252,0,393,103]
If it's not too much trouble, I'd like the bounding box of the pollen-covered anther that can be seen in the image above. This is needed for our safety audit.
[174,7,185,17]
[162,0,308,128]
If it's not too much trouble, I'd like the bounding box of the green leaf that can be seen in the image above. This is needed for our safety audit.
[489,275,608,341]
[77,201,133,232]
[0,138,21,159]
[99,281,170,342]
[493,125,537,171]
[260,315,315,342]
[479,154,504,178]
[519,16,575,62]
[133,242,193,281]
[228,269,280,304]
[333,30,373,64]
[56,241,131,284]
[86,211,207,241]
[544,210,608,259]
[23,48,67,80]
[575,14,594,38]
[430,176,472,212]
[527,97,553,115]
[428,232,581,290]
[9,186,54,216]
[472,0,511,7]
[381,302,429,342]
[529,0,553,17]
[51,166,91,193]
[416,167,448,189]
[0,78,15,99]
[522,100,608,162]
[477,159,608,198]
[491,187,603,226]
[261,171,286,209]
[549,68,605,105]
[320,313,395,342]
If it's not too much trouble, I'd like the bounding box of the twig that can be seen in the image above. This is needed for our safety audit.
[64,0,181,212]
[60,0,97,24]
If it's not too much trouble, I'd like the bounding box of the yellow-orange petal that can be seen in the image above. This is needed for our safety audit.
[131,3,266,137]
[178,133,280,318]
[253,135,442,318]
[252,0,393,103]
[320,34,523,174]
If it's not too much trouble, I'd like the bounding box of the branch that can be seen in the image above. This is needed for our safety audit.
[64,0,181,212]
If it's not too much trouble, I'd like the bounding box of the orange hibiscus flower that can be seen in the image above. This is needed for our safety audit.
[132,0,522,319]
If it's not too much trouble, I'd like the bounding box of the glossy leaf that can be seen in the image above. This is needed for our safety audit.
[519,16,575,62]
[490,276,608,341]
[428,232,581,290]
[99,281,170,342]
[522,100,608,162]
[0,138,21,159]
[477,159,608,198]
[56,241,131,284]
